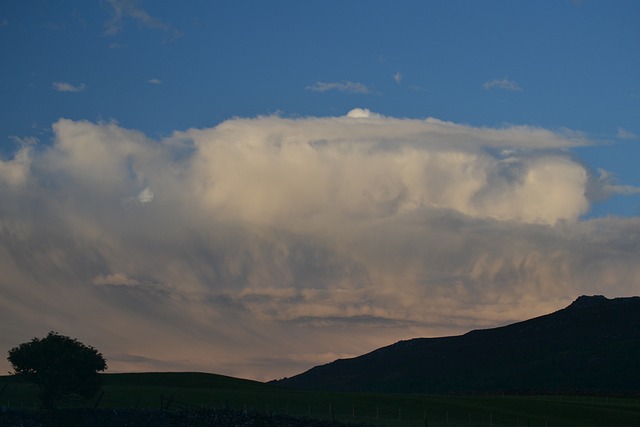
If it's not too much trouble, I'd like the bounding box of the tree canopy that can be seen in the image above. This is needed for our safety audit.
[7,331,107,408]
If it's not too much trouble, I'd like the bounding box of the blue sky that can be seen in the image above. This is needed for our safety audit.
[3,1,640,210]
[1,1,640,380]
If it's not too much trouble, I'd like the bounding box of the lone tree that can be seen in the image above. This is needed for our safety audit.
[7,331,107,408]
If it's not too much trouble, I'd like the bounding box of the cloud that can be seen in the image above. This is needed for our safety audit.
[1,111,639,381]
[147,78,162,85]
[483,77,523,92]
[588,169,640,200]
[52,82,86,92]
[0,145,32,187]
[393,72,402,84]
[345,108,382,118]
[137,187,154,203]
[104,0,180,38]
[306,81,371,94]
[617,127,638,140]
[92,273,142,287]
[9,135,39,146]
[122,187,155,205]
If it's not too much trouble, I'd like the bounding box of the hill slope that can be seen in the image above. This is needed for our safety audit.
[274,295,640,394]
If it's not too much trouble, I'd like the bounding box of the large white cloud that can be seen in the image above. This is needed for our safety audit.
[1,110,639,380]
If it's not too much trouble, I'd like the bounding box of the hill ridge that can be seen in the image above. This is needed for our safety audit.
[274,295,640,394]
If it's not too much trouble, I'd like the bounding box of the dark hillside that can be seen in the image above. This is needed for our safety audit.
[274,296,640,394]
[101,371,268,390]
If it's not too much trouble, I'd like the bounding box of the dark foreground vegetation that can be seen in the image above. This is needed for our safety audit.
[2,372,640,426]
[0,407,379,427]
[6,332,107,409]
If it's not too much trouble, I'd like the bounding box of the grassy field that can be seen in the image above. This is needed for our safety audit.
[1,372,639,426]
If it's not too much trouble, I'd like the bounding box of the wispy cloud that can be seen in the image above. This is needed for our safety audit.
[589,169,640,199]
[104,0,180,38]
[52,82,86,92]
[147,78,162,85]
[483,77,522,92]
[1,19,10,27]
[617,127,638,140]
[1,111,638,380]
[9,135,39,146]
[306,81,371,94]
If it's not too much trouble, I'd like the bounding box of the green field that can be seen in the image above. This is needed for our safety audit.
[1,372,639,426]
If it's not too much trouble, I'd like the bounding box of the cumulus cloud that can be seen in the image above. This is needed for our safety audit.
[0,146,32,187]
[1,110,639,381]
[53,82,86,92]
[345,108,382,118]
[306,81,371,94]
[484,77,522,92]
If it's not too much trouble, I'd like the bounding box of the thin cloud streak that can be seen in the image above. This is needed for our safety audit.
[103,0,180,38]
[588,168,640,200]
[1,110,639,381]
[617,127,638,140]
[306,81,371,94]
[484,77,522,92]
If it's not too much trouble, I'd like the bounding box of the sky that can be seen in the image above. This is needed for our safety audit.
[1,0,640,381]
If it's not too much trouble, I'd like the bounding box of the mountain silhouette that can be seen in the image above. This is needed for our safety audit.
[274,295,640,394]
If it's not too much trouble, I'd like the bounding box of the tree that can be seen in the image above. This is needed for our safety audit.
[7,331,107,408]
